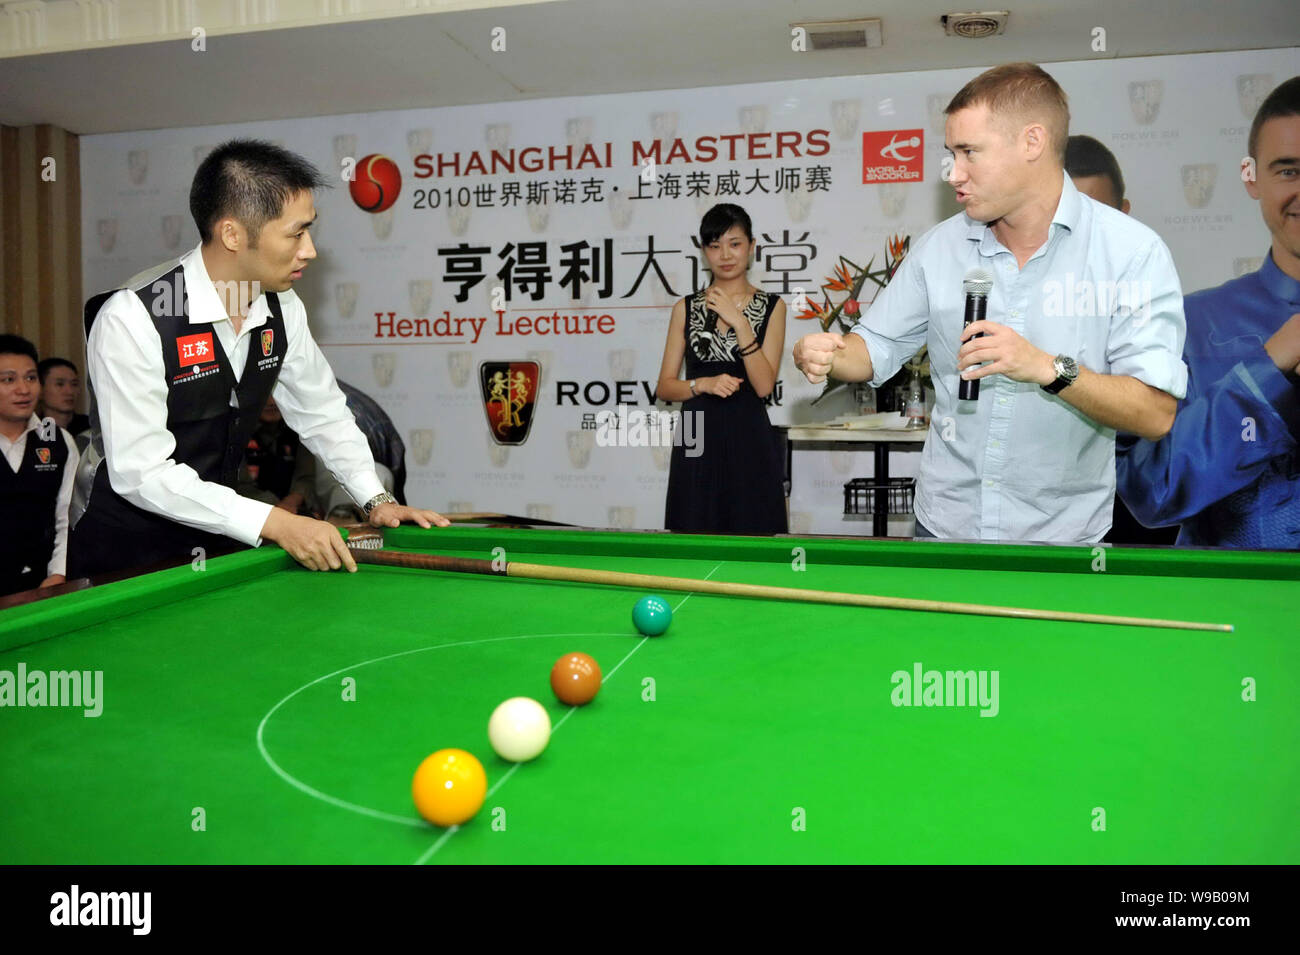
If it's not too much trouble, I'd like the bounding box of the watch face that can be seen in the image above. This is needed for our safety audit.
[1057,356,1079,379]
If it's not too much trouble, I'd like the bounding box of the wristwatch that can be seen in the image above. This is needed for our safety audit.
[688,379,697,396]
[362,491,398,518]
[1042,355,1079,395]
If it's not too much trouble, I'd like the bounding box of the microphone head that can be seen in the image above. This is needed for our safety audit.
[963,268,994,297]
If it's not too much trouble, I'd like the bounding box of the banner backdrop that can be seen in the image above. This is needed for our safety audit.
[80,47,1298,533]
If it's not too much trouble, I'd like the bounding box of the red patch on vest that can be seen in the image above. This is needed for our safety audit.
[177,332,215,365]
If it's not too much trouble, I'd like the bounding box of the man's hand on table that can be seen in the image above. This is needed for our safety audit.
[367,503,450,530]
[262,499,450,571]
[261,507,358,572]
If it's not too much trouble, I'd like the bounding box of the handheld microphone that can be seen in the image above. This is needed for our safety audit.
[959,268,994,401]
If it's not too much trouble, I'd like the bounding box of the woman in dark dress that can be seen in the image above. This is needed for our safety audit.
[658,204,787,534]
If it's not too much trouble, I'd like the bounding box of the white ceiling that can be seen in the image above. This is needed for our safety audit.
[1,0,1297,136]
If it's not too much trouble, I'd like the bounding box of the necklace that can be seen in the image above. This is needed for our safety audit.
[710,286,754,312]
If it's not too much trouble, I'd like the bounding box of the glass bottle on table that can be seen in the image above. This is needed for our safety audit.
[903,367,927,430]
[853,382,876,416]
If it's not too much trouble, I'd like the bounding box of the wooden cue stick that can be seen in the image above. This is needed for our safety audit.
[346,546,1233,633]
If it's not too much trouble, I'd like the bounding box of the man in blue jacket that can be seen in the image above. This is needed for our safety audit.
[1118,76,1300,548]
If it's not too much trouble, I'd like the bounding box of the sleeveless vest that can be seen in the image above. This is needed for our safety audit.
[0,423,70,595]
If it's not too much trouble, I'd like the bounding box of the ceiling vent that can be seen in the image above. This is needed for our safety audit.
[941,12,1009,38]
[793,18,884,51]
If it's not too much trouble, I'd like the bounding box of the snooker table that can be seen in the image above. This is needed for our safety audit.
[1,526,1296,865]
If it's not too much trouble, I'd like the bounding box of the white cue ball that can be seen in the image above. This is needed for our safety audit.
[488,697,552,762]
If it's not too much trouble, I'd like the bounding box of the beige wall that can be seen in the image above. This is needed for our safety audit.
[0,123,83,408]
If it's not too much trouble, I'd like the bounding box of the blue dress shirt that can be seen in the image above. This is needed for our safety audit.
[1117,252,1300,549]
[850,172,1188,543]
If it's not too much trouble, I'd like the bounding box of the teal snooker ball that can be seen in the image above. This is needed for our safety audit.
[632,595,672,636]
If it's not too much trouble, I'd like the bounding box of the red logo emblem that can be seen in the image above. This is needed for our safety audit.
[348,154,402,213]
[478,361,540,446]
[36,447,51,464]
[862,129,924,184]
[177,332,215,365]
[261,329,274,357]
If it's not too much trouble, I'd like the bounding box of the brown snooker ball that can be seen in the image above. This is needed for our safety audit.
[550,652,602,706]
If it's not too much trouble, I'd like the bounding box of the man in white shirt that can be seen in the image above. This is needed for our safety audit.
[792,62,1187,543]
[70,139,446,579]
[1,335,78,595]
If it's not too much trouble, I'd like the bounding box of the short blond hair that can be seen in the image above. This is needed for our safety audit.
[946,62,1070,163]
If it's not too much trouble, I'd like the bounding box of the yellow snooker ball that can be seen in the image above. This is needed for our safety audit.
[411,748,487,827]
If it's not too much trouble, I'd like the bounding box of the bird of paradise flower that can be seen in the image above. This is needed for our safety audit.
[794,234,923,402]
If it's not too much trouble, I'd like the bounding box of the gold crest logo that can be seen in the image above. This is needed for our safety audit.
[479,361,540,445]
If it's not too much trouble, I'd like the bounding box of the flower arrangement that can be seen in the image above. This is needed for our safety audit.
[795,234,926,401]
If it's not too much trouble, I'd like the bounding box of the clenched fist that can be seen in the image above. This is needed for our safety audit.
[793,332,848,384]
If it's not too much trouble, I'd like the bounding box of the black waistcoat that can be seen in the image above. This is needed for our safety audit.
[0,425,70,595]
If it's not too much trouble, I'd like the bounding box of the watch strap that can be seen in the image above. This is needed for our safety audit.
[363,491,397,517]
[1042,376,1070,395]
